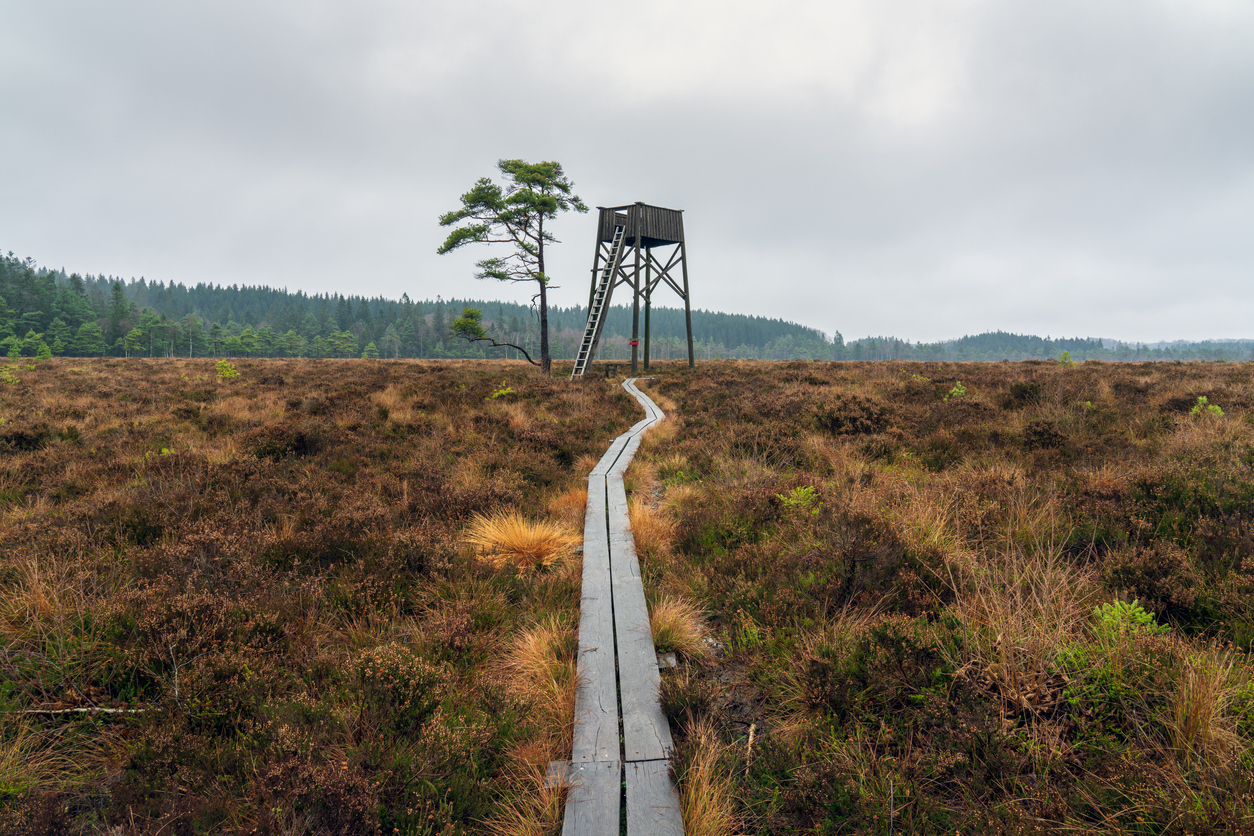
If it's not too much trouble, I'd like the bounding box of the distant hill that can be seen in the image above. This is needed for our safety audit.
[2,251,1249,361]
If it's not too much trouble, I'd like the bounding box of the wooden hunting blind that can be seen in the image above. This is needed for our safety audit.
[571,202,694,378]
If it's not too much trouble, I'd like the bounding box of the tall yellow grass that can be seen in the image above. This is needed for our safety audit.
[678,718,740,836]
[651,594,709,660]
[1172,648,1242,767]
[503,616,579,764]
[484,766,570,836]
[463,510,580,573]
[629,496,675,562]
[547,485,588,533]
[945,545,1097,718]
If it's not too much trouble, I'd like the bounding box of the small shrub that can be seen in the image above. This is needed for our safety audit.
[327,458,359,477]
[659,667,718,724]
[776,485,821,515]
[1001,380,1042,409]
[943,381,967,402]
[727,607,764,651]
[353,643,447,728]
[1094,598,1170,639]
[814,394,890,436]
[1,426,52,451]
[247,423,325,461]
[487,383,517,400]
[215,359,239,380]
[1022,419,1065,450]
[1101,542,1201,624]
[1191,396,1224,418]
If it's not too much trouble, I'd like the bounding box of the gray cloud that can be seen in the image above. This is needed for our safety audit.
[2,0,1251,342]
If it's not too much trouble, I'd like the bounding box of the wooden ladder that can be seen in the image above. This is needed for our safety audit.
[571,224,627,379]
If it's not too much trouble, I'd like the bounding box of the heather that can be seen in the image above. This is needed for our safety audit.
[7,356,1254,834]
[0,357,634,834]
[635,359,1254,835]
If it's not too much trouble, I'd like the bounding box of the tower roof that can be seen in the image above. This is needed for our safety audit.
[596,202,684,247]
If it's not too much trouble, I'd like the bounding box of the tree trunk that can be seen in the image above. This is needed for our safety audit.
[537,217,551,376]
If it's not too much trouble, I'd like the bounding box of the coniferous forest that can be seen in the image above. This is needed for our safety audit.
[2,251,1250,362]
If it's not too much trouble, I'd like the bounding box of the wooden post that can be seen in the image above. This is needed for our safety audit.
[643,247,652,371]
[680,238,694,369]
[630,206,642,375]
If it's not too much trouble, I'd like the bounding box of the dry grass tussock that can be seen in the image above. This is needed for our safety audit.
[641,408,678,446]
[369,384,417,424]
[483,765,570,836]
[676,717,741,836]
[625,456,661,496]
[463,510,581,573]
[0,721,79,795]
[651,594,709,660]
[946,545,1099,719]
[502,616,579,764]
[546,484,588,532]
[660,482,702,514]
[1171,646,1245,767]
[629,495,675,562]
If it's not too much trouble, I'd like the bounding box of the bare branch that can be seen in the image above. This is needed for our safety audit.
[459,335,540,366]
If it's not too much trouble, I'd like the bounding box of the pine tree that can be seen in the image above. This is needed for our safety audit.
[107,281,127,348]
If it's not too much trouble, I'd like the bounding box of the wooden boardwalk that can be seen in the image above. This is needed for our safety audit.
[563,379,683,836]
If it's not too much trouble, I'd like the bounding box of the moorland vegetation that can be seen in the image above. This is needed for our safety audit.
[5,355,1254,835]
[0,357,636,834]
[627,359,1254,834]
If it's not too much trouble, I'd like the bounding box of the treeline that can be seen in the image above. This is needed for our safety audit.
[0,251,830,360]
[835,332,1254,363]
[2,251,1249,361]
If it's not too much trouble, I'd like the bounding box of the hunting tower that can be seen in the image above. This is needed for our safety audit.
[570,202,694,378]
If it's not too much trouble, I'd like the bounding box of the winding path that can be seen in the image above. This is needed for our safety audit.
[562,378,683,835]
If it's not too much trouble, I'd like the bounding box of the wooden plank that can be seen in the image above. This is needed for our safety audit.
[561,760,622,836]
[625,760,683,836]
[612,438,644,474]
[612,573,673,762]
[606,477,630,516]
[591,436,631,476]
[571,474,617,764]
[606,480,640,580]
[612,378,670,761]
[629,383,665,423]
[571,582,618,761]
[584,474,608,534]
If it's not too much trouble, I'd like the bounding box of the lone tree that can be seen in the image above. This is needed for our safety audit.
[437,159,587,375]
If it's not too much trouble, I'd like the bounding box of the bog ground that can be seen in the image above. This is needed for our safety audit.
[4,357,1254,835]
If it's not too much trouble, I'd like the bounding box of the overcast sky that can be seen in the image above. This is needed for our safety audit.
[2,1,1252,343]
